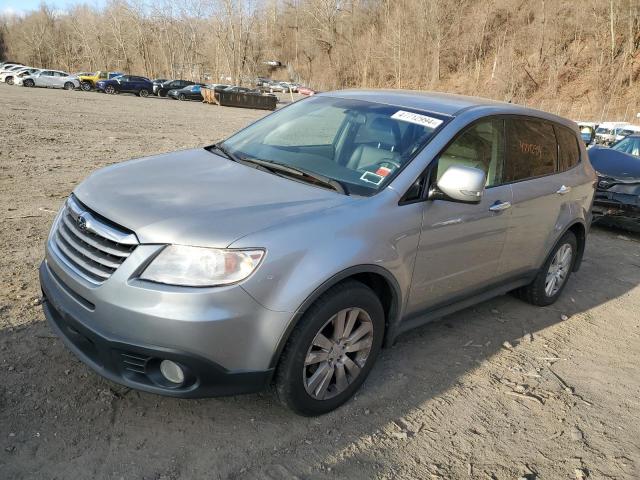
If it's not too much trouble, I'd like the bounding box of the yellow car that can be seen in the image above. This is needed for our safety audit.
[78,71,124,91]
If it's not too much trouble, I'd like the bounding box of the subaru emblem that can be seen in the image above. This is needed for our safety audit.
[76,212,88,231]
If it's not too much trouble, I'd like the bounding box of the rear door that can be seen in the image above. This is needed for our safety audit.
[406,118,513,315]
[497,117,572,276]
[118,76,131,91]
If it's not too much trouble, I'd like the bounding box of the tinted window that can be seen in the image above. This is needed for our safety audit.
[436,119,505,187]
[555,126,580,171]
[505,119,557,182]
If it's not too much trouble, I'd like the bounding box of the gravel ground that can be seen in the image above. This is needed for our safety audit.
[1,84,639,480]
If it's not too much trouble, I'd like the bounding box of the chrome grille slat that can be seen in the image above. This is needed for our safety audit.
[51,196,138,284]
[57,225,122,269]
[55,233,112,280]
[61,214,132,257]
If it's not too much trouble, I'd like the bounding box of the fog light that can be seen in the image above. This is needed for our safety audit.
[160,360,185,384]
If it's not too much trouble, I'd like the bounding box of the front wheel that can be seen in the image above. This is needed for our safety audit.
[179,93,186,101]
[274,280,384,416]
[6,77,14,85]
[138,88,149,97]
[515,231,577,306]
[80,81,92,91]
[24,79,35,87]
[158,90,167,97]
[64,82,75,90]
[105,85,116,94]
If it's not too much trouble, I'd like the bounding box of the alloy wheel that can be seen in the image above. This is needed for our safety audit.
[81,82,91,91]
[545,243,573,297]
[140,89,149,97]
[105,85,115,94]
[24,79,34,87]
[303,307,374,400]
[64,82,74,90]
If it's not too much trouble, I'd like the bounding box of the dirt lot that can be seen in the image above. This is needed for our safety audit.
[1,84,639,480]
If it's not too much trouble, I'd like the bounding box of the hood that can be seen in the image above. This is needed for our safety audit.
[589,147,640,180]
[73,148,350,247]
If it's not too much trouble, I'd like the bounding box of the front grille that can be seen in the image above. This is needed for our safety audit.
[52,196,138,284]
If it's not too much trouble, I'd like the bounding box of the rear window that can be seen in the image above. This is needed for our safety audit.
[505,119,557,182]
[555,126,580,171]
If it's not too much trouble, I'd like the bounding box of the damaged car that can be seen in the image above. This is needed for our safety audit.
[590,139,640,232]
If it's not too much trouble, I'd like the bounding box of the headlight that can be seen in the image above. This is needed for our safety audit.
[140,245,265,287]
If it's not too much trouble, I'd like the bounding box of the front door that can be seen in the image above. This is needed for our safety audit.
[406,118,512,315]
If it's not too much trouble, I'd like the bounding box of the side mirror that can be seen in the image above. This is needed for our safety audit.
[430,165,486,203]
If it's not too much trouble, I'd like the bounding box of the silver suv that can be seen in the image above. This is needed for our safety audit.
[40,90,596,415]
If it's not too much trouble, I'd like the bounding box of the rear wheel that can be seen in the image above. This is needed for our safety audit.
[24,79,34,87]
[275,280,384,416]
[105,85,116,95]
[138,88,149,97]
[6,77,14,85]
[515,231,577,306]
[80,81,92,91]
[158,89,167,97]
[64,82,75,90]
[179,93,186,101]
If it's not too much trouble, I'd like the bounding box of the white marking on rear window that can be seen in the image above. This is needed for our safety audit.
[391,110,443,129]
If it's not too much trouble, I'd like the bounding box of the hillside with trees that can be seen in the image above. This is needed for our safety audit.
[1,0,639,121]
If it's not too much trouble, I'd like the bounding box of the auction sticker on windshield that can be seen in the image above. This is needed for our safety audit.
[391,110,443,129]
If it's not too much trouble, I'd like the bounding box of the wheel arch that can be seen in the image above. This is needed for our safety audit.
[267,265,402,370]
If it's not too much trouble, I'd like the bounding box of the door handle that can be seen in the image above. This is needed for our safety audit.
[489,201,511,212]
[557,185,571,195]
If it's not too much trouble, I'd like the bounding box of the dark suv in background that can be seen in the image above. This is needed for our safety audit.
[96,75,154,97]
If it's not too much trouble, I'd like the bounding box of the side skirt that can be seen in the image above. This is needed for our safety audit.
[391,273,535,341]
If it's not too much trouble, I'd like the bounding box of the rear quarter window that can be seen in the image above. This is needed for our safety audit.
[555,125,581,171]
[505,118,557,182]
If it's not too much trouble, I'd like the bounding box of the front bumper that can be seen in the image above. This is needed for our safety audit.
[39,238,293,397]
[592,191,640,230]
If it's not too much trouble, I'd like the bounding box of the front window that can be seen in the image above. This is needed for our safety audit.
[221,96,447,195]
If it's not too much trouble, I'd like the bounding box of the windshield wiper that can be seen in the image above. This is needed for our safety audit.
[207,143,242,163]
[237,157,348,195]
[207,144,348,194]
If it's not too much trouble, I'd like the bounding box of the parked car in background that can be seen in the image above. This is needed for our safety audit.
[297,86,316,96]
[20,70,80,90]
[40,91,594,415]
[168,84,205,101]
[223,85,261,95]
[77,71,124,91]
[589,142,640,232]
[576,122,597,146]
[9,68,42,85]
[151,78,169,94]
[0,61,21,69]
[614,125,640,143]
[0,66,36,84]
[0,64,25,77]
[595,122,630,145]
[96,75,153,97]
[155,79,195,97]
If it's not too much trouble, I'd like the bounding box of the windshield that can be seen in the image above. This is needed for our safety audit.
[221,96,447,195]
[611,136,640,157]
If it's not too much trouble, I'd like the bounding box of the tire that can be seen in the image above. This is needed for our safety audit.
[81,81,92,91]
[515,231,577,306]
[179,93,186,101]
[105,85,116,95]
[64,82,74,90]
[158,89,167,97]
[274,280,384,416]
[138,88,149,97]
[6,77,13,85]
[24,79,34,87]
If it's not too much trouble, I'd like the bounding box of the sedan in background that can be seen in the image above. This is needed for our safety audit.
[20,70,80,90]
[223,86,262,95]
[96,75,153,97]
[155,79,195,97]
[590,142,640,232]
[168,84,205,101]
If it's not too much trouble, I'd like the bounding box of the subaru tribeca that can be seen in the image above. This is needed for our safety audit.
[40,90,596,415]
